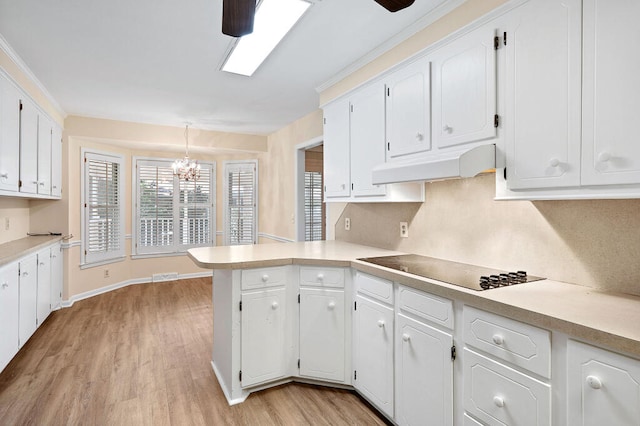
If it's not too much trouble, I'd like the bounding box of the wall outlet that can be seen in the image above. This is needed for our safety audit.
[400,222,409,238]
[103,269,110,278]
[345,217,351,231]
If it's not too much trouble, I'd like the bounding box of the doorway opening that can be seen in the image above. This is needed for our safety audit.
[295,136,326,242]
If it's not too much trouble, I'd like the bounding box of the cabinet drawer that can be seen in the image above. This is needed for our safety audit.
[398,285,453,329]
[299,266,344,288]
[241,266,287,290]
[355,271,393,304]
[464,349,551,426]
[463,306,551,378]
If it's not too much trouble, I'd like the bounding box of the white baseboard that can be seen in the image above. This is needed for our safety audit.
[62,271,211,308]
[211,361,249,406]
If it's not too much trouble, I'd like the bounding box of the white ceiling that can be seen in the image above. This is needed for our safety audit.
[0,0,456,135]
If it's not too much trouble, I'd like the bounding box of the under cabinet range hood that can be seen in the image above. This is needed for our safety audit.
[372,144,496,184]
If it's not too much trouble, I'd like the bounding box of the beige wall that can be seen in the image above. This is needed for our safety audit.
[0,198,31,244]
[335,174,640,297]
[258,109,323,242]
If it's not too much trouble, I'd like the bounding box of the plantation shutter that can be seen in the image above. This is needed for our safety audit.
[83,152,124,264]
[137,161,175,253]
[304,171,323,241]
[225,162,257,245]
[178,166,213,246]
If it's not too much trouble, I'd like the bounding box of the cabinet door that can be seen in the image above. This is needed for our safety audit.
[568,340,640,426]
[504,0,582,189]
[350,83,387,197]
[581,0,640,185]
[37,114,52,196]
[241,287,288,387]
[37,248,52,325]
[353,295,394,419]
[432,26,496,150]
[299,288,345,382]
[386,57,431,159]
[396,314,453,426]
[0,75,20,192]
[323,98,351,198]
[0,262,19,372]
[18,254,38,348]
[51,124,62,197]
[19,98,39,194]
[50,244,63,310]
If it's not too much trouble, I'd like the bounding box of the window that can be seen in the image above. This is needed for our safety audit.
[81,150,125,266]
[134,158,215,255]
[224,161,258,245]
[304,171,323,241]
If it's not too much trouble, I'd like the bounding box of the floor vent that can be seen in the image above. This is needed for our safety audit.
[152,273,179,282]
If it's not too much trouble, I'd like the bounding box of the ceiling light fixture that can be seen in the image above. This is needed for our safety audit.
[221,0,312,77]
[172,124,201,181]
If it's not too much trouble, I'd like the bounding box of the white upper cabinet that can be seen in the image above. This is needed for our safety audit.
[581,0,640,186]
[51,124,62,197]
[19,97,39,195]
[350,82,387,197]
[323,98,351,198]
[432,25,496,150]
[504,0,582,190]
[0,75,20,192]
[37,114,52,196]
[386,57,431,160]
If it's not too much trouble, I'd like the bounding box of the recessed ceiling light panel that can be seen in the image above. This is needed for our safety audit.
[222,0,312,77]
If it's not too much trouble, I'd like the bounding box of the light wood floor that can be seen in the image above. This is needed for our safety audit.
[0,277,388,425]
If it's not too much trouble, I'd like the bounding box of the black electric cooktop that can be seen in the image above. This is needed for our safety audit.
[358,254,545,291]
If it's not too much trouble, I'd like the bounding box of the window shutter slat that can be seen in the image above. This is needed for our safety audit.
[225,163,256,245]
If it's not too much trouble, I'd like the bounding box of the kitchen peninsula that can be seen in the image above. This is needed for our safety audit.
[189,240,640,425]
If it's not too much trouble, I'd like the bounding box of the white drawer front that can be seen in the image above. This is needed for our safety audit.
[464,306,551,378]
[464,349,551,426]
[463,413,485,426]
[398,285,454,329]
[241,266,287,290]
[299,266,344,288]
[355,271,393,305]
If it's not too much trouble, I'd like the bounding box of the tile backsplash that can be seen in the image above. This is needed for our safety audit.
[335,173,640,296]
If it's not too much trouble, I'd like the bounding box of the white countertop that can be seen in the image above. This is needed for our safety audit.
[0,235,63,267]
[189,240,640,358]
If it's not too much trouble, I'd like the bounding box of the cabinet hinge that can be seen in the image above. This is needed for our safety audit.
[351,183,354,190]
[297,294,300,304]
[239,370,242,382]
[504,168,507,180]
[494,114,500,128]
[297,359,300,369]
[19,101,23,111]
[323,117,326,125]
[494,36,500,50]
[387,142,390,151]
[503,31,507,46]
[239,300,242,311]
[354,301,357,311]
[451,345,457,361]
[387,87,390,97]
[19,180,22,188]
[350,104,353,113]
[354,370,357,380]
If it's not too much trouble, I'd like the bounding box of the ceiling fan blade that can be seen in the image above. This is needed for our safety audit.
[222,0,256,37]
[373,0,416,12]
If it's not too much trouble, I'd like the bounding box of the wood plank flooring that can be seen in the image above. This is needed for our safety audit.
[0,277,388,425]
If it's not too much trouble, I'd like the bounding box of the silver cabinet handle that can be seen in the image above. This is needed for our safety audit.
[1,283,8,289]
[0,172,8,178]
[22,271,29,277]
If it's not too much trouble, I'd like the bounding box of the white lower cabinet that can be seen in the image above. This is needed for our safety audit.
[464,349,551,426]
[240,287,288,388]
[0,262,19,372]
[18,254,38,348]
[299,287,345,382]
[36,247,52,325]
[567,340,640,426]
[395,314,453,426]
[50,243,63,310]
[353,293,394,419]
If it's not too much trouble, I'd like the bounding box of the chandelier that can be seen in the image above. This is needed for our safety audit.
[172,124,201,181]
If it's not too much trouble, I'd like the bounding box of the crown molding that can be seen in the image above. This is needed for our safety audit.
[315,0,466,94]
[0,32,66,119]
